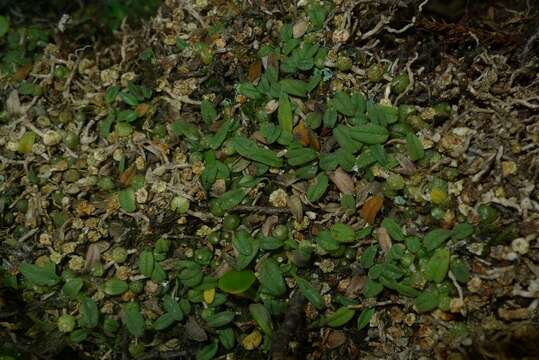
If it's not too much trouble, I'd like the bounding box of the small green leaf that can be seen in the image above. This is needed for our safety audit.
[370,144,387,166]
[316,230,340,251]
[216,188,248,211]
[395,282,420,297]
[104,279,129,296]
[258,258,286,297]
[451,259,470,283]
[405,236,422,253]
[406,133,424,161]
[62,278,83,298]
[122,302,144,337]
[231,136,283,167]
[20,262,60,286]
[151,262,167,283]
[307,2,327,29]
[206,311,235,328]
[323,106,337,128]
[381,217,405,241]
[357,308,375,330]
[260,122,281,144]
[196,342,218,360]
[349,124,389,144]
[105,86,120,104]
[163,295,183,321]
[154,312,175,330]
[218,328,235,350]
[201,99,218,124]
[423,228,452,251]
[330,223,355,243]
[232,230,259,270]
[236,83,262,99]
[319,152,339,171]
[218,270,256,294]
[362,279,383,298]
[208,119,234,150]
[295,276,325,310]
[332,91,356,117]
[100,112,115,139]
[306,173,329,202]
[0,15,8,37]
[249,304,273,335]
[415,290,440,313]
[424,248,450,283]
[286,146,318,166]
[278,93,293,134]
[118,188,136,212]
[326,307,356,327]
[171,120,200,141]
[452,223,474,240]
[69,328,88,343]
[138,250,154,277]
[279,78,310,97]
[177,261,203,288]
[118,91,139,106]
[381,263,404,280]
[116,109,138,123]
[333,125,362,154]
[79,297,99,329]
[360,245,378,269]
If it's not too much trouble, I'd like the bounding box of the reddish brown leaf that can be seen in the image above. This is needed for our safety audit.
[293,120,311,147]
[135,103,151,117]
[248,61,262,82]
[360,195,384,224]
[309,133,320,151]
[329,167,354,194]
[14,64,33,81]
[118,163,137,187]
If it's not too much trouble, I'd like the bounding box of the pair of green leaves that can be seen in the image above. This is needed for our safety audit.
[232,230,259,270]
[154,294,184,330]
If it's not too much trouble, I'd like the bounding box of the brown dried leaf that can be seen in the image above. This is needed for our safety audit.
[324,330,347,349]
[135,103,151,117]
[395,154,416,176]
[287,194,303,222]
[6,90,21,115]
[248,61,262,82]
[84,243,101,272]
[262,215,279,237]
[13,64,33,81]
[118,163,137,187]
[293,20,308,38]
[309,132,320,151]
[186,316,207,342]
[251,131,267,145]
[376,227,392,253]
[76,200,96,217]
[293,120,311,147]
[345,275,367,299]
[360,195,384,224]
[329,167,354,194]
